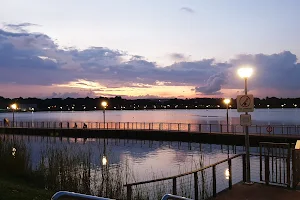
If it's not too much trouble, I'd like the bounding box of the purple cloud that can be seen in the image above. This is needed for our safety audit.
[1,25,300,98]
[180,7,195,13]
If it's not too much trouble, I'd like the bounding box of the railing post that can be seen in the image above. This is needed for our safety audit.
[213,165,216,197]
[188,124,191,132]
[265,154,270,185]
[287,147,291,188]
[220,124,222,133]
[292,150,297,188]
[172,177,177,195]
[126,185,132,200]
[242,154,246,182]
[228,159,232,189]
[199,124,201,133]
[194,172,199,200]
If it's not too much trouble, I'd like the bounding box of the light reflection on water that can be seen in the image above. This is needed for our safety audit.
[1,134,261,182]
[0,109,299,125]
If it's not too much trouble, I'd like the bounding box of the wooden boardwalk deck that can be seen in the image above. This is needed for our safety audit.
[1,127,300,146]
[214,183,300,200]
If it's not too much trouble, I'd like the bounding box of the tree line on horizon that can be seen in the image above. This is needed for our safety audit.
[0,96,300,111]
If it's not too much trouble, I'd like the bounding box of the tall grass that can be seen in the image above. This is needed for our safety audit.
[0,135,215,199]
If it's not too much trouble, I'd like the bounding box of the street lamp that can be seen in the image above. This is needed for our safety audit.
[223,98,231,132]
[10,103,17,127]
[237,67,253,184]
[101,101,108,129]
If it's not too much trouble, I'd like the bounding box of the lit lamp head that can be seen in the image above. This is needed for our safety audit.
[237,67,253,79]
[223,98,231,105]
[11,103,17,110]
[101,101,108,109]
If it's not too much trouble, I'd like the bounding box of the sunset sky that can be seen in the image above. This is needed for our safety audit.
[0,0,300,99]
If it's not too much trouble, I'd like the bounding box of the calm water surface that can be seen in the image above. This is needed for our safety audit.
[1,108,299,125]
[0,109,295,184]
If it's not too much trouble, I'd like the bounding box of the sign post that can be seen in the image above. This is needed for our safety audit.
[237,93,254,184]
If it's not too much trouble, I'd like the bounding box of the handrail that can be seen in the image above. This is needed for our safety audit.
[1,121,300,135]
[51,191,114,200]
[2,120,300,127]
[124,154,243,186]
[161,194,193,200]
[51,191,191,200]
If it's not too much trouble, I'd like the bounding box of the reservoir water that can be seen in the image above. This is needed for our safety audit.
[0,109,296,197]
[1,108,299,125]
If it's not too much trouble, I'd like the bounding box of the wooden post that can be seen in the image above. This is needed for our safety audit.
[213,166,216,197]
[126,185,132,200]
[194,172,199,200]
[228,159,232,189]
[173,177,177,195]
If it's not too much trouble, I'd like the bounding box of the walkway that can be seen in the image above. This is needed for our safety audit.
[214,183,300,200]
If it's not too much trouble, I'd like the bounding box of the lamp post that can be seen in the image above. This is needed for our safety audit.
[223,99,231,132]
[237,67,253,184]
[101,101,108,129]
[102,140,108,196]
[10,103,17,127]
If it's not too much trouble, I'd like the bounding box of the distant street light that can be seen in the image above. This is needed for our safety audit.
[101,101,108,129]
[10,103,17,127]
[223,99,231,132]
[238,66,253,184]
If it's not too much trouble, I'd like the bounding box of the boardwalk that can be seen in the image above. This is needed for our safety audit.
[1,121,300,135]
[1,121,300,145]
[214,183,300,200]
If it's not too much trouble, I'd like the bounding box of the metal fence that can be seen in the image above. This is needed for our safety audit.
[124,154,245,200]
[51,191,192,200]
[1,121,300,135]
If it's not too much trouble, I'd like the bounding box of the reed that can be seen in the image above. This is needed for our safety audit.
[0,134,215,200]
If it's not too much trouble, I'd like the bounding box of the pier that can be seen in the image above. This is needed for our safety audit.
[1,121,300,145]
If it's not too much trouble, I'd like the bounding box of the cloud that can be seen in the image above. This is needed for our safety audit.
[169,53,190,61]
[1,24,300,98]
[195,72,227,95]
[228,51,300,90]
[180,7,195,13]
[4,23,39,32]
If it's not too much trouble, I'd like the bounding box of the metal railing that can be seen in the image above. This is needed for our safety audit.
[51,191,113,200]
[124,154,245,200]
[51,191,191,200]
[161,194,192,200]
[1,121,300,135]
